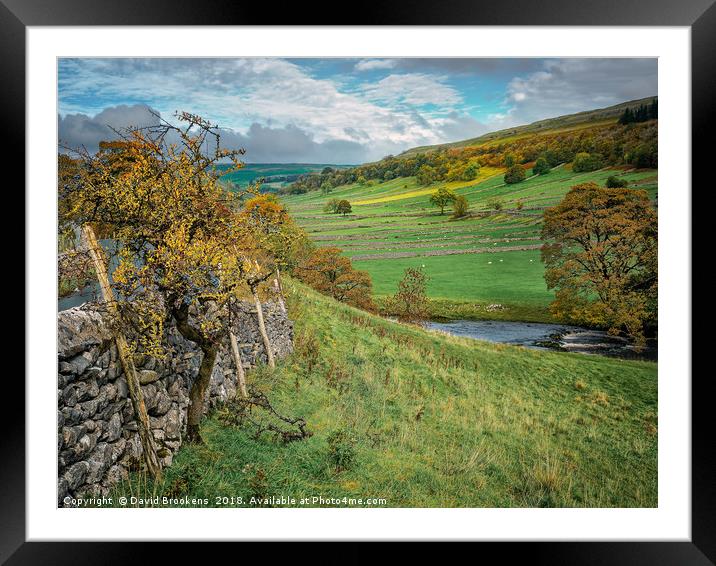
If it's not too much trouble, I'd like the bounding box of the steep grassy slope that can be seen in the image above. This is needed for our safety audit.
[112,279,657,508]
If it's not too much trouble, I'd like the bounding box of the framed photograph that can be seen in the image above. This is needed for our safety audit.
[7,0,711,561]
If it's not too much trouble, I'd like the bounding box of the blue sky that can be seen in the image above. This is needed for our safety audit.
[58,58,657,163]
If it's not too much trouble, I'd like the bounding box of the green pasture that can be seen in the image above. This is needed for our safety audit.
[281,166,657,321]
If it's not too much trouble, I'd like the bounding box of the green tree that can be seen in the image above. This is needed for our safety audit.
[572,152,603,173]
[541,182,657,346]
[429,187,457,214]
[533,157,551,175]
[336,199,352,216]
[462,163,480,181]
[504,164,526,184]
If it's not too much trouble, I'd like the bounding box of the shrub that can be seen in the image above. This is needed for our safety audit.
[605,175,628,188]
[327,429,356,472]
[504,165,526,184]
[487,197,504,211]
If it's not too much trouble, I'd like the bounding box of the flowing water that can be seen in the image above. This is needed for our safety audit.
[426,319,657,361]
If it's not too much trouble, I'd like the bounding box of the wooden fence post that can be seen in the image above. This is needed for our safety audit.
[81,224,162,479]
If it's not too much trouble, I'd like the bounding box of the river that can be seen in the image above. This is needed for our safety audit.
[426,319,657,361]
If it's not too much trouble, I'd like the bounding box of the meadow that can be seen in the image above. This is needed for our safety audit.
[112,279,657,508]
[281,165,658,322]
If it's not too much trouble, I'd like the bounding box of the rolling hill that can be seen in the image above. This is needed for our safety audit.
[399,96,658,157]
[279,98,658,322]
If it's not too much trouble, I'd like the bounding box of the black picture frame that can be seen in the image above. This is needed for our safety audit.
[6,0,710,562]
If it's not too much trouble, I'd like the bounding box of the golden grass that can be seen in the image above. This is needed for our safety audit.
[353,168,503,206]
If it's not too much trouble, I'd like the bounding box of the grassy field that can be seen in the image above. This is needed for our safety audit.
[111,279,657,508]
[282,165,658,322]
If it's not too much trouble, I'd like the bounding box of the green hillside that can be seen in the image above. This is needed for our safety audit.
[399,96,657,157]
[112,279,657,508]
[282,164,658,322]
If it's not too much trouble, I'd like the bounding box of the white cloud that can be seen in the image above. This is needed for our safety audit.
[354,59,397,72]
[58,59,462,162]
[58,58,657,162]
[504,59,657,124]
[359,73,463,107]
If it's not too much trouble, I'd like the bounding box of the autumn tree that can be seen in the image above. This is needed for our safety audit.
[452,195,469,218]
[336,200,352,216]
[504,164,526,184]
[541,182,657,346]
[323,198,340,213]
[385,267,430,325]
[429,187,457,215]
[61,111,280,444]
[238,192,311,341]
[416,165,438,186]
[295,247,376,311]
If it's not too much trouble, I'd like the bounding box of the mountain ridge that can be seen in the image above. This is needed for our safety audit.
[398,96,658,157]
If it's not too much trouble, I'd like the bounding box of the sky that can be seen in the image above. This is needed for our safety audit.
[58,58,657,164]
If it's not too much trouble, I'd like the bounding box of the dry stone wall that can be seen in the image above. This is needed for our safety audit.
[57,301,292,506]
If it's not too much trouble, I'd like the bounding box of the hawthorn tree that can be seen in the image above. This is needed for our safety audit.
[541,182,657,346]
[429,187,457,214]
[61,111,283,445]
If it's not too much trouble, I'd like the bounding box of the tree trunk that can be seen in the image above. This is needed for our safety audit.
[81,224,162,479]
[185,345,217,443]
[251,285,275,368]
[173,303,218,444]
[229,329,248,398]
